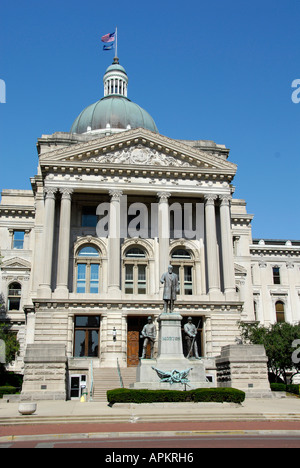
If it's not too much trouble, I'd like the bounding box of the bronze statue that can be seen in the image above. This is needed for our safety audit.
[184,317,200,359]
[141,316,156,359]
[160,265,179,313]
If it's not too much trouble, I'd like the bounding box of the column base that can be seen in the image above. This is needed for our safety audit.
[53,286,69,299]
[37,285,52,299]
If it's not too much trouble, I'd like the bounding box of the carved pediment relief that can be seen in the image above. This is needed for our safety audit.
[88,145,193,168]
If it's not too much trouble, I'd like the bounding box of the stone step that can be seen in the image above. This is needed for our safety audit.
[92,367,137,401]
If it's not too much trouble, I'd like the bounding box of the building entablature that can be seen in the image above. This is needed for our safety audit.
[0,205,35,219]
[41,178,234,199]
[250,244,300,258]
[32,298,243,314]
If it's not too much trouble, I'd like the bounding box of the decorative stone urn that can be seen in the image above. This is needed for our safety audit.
[18,402,37,415]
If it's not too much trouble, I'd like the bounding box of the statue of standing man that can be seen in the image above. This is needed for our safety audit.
[184,317,200,359]
[141,316,156,359]
[160,265,179,313]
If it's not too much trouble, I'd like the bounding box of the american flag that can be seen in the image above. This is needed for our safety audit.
[101,32,115,43]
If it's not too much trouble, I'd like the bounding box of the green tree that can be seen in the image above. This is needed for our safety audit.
[0,252,20,372]
[239,321,300,384]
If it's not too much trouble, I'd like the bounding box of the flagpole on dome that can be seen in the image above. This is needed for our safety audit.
[114,26,118,63]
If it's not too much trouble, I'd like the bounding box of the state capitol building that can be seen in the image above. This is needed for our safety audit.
[1,58,299,400]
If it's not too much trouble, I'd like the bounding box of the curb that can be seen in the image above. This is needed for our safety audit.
[1,412,300,426]
[2,429,300,444]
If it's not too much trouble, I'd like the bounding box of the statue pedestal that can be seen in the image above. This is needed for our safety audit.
[133,312,211,390]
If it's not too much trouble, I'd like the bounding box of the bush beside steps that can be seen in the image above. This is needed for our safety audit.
[107,387,245,405]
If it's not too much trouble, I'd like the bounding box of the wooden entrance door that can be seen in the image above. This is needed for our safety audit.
[127,317,152,367]
[127,330,140,367]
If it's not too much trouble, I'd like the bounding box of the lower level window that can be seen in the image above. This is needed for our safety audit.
[74,316,100,357]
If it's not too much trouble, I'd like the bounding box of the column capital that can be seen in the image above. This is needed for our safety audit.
[220,194,232,206]
[204,193,218,205]
[109,189,123,201]
[157,191,171,203]
[59,187,74,200]
[44,186,57,199]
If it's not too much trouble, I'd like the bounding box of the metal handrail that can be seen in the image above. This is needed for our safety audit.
[89,359,94,401]
[117,358,124,388]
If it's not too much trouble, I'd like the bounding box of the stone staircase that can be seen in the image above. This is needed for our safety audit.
[92,367,137,402]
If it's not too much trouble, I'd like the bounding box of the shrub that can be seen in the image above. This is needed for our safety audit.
[0,386,18,398]
[107,387,245,405]
[270,383,300,396]
[286,384,300,395]
[0,372,23,387]
[270,383,286,392]
[191,388,245,404]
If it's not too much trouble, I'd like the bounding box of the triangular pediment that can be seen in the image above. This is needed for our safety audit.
[39,128,237,174]
[234,263,247,276]
[1,257,31,270]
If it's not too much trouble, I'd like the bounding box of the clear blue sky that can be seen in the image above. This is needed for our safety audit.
[0,0,299,240]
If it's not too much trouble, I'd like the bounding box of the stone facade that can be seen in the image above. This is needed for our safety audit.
[0,60,299,400]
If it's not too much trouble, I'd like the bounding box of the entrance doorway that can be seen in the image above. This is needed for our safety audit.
[69,374,87,399]
[127,316,152,366]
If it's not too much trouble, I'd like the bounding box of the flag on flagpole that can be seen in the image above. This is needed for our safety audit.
[101,32,115,43]
[103,42,114,51]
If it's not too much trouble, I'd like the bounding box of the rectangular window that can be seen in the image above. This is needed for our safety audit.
[125,265,134,294]
[90,264,99,294]
[273,267,281,285]
[184,266,193,295]
[13,231,25,249]
[137,265,146,294]
[77,264,87,293]
[8,297,21,311]
[81,207,97,227]
[74,315,100,357]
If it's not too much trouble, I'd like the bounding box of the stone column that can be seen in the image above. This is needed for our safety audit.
[157,192,171,283]
[55,188,73,297]
[204,194,220,297]
[219,195,236,297]
[38,187,57,298]
[31,182,45,295]
[108,189,123,296]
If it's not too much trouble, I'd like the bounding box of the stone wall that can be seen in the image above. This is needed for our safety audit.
[216,344,272,397]
[21,344,67,400]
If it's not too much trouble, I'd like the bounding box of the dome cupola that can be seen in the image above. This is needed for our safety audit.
[71,58,158,135]
[103,57,128,97]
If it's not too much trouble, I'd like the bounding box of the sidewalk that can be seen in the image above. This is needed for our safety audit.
[1,396,300,444]
[1,395,300,425]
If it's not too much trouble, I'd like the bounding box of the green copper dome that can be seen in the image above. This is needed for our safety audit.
[71,58,158,135]
[71,96,158,134]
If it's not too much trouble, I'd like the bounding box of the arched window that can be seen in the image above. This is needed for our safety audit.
[275,300,285,323]
[75,245,101,294]
[123,246,147,295]
[8,282,21,311]
[171,248,193,295]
